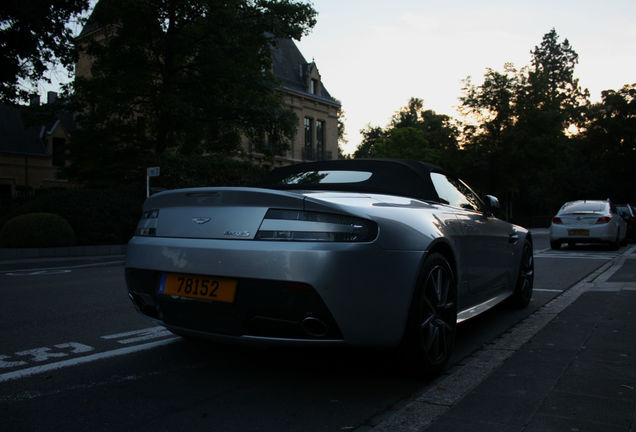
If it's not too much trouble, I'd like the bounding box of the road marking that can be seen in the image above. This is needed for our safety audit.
[14,347,69,363]
[2,260,124,276]
[5,269,73,276]
[101,326,172,344]
[535,252,618,260]
[0,338,179,383]
[0,355,27,368]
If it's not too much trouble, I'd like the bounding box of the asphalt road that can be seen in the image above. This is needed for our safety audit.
[0,234,628,432]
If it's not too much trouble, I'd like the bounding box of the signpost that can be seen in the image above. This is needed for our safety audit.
[146,167,160,198]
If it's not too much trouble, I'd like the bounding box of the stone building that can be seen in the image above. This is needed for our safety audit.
[0,94,73,208]
[76,22,341,167]
[251,38,341,166]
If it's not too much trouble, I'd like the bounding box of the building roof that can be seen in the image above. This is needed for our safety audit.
[269,38,339,105]
[0,104,48,156]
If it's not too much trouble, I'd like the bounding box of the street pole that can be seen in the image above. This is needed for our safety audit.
[146,167,160,198]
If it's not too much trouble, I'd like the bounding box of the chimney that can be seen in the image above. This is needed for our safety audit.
[47,91,57,104]
[30,94,40,107]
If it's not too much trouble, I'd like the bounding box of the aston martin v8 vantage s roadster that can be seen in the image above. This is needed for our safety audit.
[125,159,534,375]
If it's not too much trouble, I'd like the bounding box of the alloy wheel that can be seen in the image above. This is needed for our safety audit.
[418,262,456,364]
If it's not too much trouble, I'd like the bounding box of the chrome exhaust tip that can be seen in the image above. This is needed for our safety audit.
[301,316,329,338]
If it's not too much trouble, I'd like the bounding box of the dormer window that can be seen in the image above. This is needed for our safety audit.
[310,79,318,95]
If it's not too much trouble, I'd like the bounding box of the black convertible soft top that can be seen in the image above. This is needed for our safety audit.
[262,159,450,202]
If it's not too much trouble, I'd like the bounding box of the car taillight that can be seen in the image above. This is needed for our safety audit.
[136,208,159,236]
[552,217,563,224]
[255,209,378,242]
[595,216,611,224]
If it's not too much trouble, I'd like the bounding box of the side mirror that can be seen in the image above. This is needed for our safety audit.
[485,195,500,210]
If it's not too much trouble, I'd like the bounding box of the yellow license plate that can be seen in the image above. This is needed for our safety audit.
[569,229,590,236]
[159,273,237,303]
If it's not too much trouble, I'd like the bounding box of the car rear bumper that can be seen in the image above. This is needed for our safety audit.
[549,223,617,243]
[125,236,426,347]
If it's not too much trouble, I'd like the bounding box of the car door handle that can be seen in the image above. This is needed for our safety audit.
[508,233,520,243]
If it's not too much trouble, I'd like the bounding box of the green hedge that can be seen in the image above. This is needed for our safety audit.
[0,213,76,248]
[1,187,145,246]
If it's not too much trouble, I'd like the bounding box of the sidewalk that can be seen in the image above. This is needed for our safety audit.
[373,247,636,432]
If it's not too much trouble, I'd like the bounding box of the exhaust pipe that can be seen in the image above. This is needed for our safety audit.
[301,316,329,338]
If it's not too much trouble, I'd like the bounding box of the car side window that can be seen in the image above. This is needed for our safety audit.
[430,172,482,212]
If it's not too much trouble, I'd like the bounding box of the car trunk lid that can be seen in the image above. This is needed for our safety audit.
[139,188,306,240]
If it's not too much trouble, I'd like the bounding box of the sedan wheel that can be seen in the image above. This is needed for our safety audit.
[509,240,534,308]
[401,252,457,377]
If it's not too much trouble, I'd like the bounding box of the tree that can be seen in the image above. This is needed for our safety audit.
[458,29,591,224]
[66,0,316,186]
[580,83,636,201]
[0,0,89,103]
[353,98,459,166]
[353,125,385,159]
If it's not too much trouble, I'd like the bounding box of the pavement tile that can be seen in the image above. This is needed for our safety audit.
[608,259,636,282]
[429,390,541,427]
[492,349,571,381]
[566,358,636,382]
[425,417,520,432]
[534,390,634,428]
[556,369,636,401]
[524,413,628,432]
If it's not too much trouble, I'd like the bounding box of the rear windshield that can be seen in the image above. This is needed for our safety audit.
[262,160,439,201]
[558,201,606,214]
[276,170,373,185]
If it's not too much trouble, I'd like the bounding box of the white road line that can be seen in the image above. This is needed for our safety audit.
[535,254,616,260]
[2,260,124,275]
[0,337,179,383]
[101,326,172,344]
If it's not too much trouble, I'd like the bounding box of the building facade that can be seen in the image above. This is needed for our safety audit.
[247,38,341,167]
[0,95,73,208]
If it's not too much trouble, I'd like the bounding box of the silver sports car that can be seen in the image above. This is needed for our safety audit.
[125,159,533,375]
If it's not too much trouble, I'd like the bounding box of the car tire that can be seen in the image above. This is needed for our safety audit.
[400,252,457,377]
[508,240,534,309]
[550,240,561,250]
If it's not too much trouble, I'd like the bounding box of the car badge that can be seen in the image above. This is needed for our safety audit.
[192,217,211,225]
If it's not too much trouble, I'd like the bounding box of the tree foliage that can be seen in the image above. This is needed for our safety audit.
[354,97,459,167]
[66,0,316,186]
[457,29,594,223]
[579,84,636,202]
[0,0,89,103]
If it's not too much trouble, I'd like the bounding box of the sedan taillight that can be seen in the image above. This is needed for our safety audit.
[552,217,563,224]
[595,216,612,224]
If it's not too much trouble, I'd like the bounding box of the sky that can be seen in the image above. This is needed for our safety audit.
[295,0,636,154]
[40,0,635,155]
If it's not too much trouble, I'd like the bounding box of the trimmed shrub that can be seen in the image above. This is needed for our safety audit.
[0,213,76,248]
[1,186,145,246]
